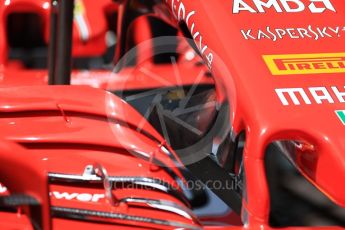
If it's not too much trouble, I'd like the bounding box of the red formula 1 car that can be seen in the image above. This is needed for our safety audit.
[0,0,344,229]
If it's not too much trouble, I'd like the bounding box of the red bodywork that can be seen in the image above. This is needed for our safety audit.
[0,0,344,229]
[0,86,200,229]
[0,0,213,90]
[0,0,109,62]
[165,0,345,225]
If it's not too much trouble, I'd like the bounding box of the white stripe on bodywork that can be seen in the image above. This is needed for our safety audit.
[75,14,90,42]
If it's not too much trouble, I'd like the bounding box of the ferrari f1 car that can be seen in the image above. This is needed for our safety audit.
[0,0,344,229]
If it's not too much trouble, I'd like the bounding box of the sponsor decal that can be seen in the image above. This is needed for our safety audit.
[263,53,345,75]
[275,86,345,105]
[335,110,345,125]
[51,191,105,202]
[233,0,336,14]
[0,185,105,203]
[241,25,345,41]
[166,0,213,69]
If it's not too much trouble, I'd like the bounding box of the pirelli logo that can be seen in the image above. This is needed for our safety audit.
[263,53,345,75]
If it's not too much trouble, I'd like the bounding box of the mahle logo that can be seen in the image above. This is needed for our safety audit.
[263,53,345,75]
[233,0,336,13]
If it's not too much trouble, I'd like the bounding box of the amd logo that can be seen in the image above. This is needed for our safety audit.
[233,0,336,13]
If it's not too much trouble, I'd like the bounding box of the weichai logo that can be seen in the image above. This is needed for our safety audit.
[263,53,345,75]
